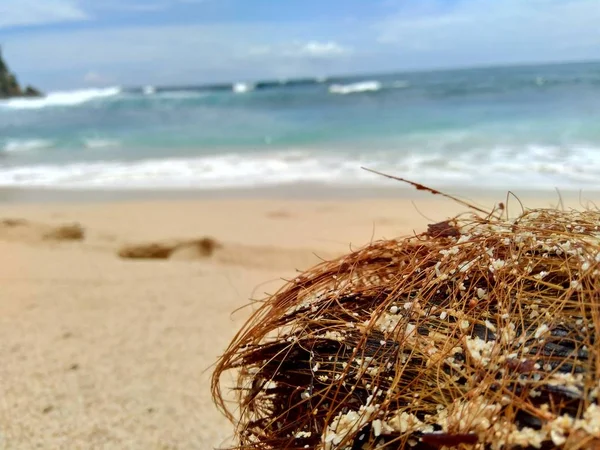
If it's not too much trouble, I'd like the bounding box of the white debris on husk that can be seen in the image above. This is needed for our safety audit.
[464,336,496,367]
[323,404,379,449]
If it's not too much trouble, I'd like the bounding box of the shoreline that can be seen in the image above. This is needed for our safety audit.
[0,182,598,205]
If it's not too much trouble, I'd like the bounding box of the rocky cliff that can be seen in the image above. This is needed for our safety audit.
[0,48,42,98]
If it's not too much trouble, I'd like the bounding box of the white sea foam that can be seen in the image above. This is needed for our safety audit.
[233,82,254,94]
[1,139,54,153]
[0,87,121,110]
[143,85,156,95]
[83,139,120,149]
[0,154,353,189]
[1,146,600,190]
[329,81,382,95]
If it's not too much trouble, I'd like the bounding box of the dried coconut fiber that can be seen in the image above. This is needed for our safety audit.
[212,181,600,450]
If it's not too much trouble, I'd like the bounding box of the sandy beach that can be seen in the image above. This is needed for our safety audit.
[0,188,596,449]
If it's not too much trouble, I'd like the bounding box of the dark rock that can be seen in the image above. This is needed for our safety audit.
[0,47,43,98]
[23,85,42,97]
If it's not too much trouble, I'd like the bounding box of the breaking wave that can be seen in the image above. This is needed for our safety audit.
[1,146,599,190]
[329,81,382,95]
[233,82,255,94]
[0,87,122,110]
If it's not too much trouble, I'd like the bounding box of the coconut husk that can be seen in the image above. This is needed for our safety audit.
[213,199,600,450]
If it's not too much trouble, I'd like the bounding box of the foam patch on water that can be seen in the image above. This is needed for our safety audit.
[1,139,54,153]
[83,139,120,149]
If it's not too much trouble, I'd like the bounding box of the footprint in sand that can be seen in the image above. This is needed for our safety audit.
[42,224,85,241]
[118,236,335,271]
[118,237,221,260]
[266,210,292,219]
[0,219,85,242]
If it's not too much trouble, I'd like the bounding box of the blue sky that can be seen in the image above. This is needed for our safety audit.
[1,0,599,90]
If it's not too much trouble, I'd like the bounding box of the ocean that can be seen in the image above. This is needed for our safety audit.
[1,61,600,191]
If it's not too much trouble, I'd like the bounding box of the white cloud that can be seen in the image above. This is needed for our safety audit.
[2,25,357,89]
[248,41,351,59]
[0,0,88,29]
[3,28,350,72]
[295,41,350,58]
[377,0,600,65]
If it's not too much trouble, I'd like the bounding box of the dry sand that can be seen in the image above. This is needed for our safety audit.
[0,191,594,449]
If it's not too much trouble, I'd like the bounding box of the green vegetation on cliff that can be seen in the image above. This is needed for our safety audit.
[0,48,42,98]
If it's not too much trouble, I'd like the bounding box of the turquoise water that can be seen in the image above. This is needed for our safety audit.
[1,61,600,189]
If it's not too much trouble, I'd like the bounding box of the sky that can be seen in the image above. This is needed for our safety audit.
[1,0,599,90]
